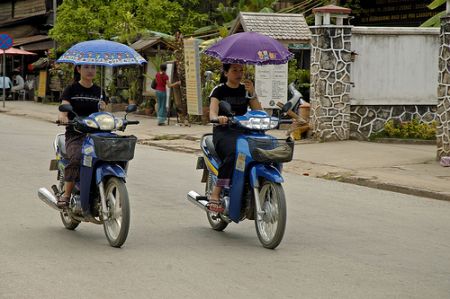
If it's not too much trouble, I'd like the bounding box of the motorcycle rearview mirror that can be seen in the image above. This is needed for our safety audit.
[281,102,292,113]
[59,104,74,113]
[125,104,137,114]
[124,104,137,119]
[219,101,233,117]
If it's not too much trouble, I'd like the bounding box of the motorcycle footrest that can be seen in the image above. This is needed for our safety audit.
[196,196,208,201]
[49,159,58,171]
[51,185,59,195]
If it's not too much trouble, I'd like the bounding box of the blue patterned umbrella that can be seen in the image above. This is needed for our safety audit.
[57,39,146,66]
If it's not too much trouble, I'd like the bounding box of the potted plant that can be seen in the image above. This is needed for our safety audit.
[121,67,141,104]
[141,97,155,116]
[106,80,118,103]
[128,79,139,104]
[201,71,219,124]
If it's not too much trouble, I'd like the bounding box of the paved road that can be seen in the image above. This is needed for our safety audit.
[0,114,449,299]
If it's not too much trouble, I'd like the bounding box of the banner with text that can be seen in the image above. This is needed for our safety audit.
[183,38,202,115]
[255,63,288,109]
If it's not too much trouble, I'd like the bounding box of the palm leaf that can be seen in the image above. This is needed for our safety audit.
[421,11,446,27]
[428,0,446,10]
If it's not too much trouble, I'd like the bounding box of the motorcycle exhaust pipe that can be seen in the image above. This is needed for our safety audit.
[187,191,208,211]
[38,187,62,211]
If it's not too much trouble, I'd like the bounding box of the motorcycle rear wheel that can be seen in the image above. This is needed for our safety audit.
[57,171,80,230]
[103,177,130,248]
[255,180,286,249]
[60,211,80,230]
[205,172,228,231]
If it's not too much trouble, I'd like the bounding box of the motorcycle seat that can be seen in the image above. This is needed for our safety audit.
[56,134,68,158]
[203,135,222,164]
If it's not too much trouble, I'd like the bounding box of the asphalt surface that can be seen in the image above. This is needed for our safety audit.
[1,101,449,202]
[0,113,449,298]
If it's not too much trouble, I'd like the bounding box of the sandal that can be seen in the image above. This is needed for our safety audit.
[56,195,70,209]
[206,199,224,213]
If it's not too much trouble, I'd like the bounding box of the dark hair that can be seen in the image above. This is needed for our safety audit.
[160,64,167,72]
[73,66,81,82]
[219,63,231,84]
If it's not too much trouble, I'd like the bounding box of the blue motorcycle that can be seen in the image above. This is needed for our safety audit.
[187,102,294,249]
[38,104,139,247]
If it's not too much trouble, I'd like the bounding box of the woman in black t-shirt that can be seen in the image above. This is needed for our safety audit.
[56,65,107,209]
[208,63,262,213]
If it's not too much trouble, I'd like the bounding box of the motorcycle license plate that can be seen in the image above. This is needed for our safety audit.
[49,159,58,171]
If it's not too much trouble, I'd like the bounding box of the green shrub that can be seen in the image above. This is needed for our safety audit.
[371,119,436,140]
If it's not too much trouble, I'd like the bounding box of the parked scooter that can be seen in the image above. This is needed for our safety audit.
[277,81,305,120]
[187,101,294,249]
[38,103,139,247]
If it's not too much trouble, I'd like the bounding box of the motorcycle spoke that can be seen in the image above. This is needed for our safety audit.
[258,183,280,242]
[104,182,124,240]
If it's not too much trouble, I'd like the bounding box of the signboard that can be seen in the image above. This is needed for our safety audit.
[0,33,13,50]
[38,70,47,98]
[183,38,202,115]
[165,61,174,110]
[288,43,310,50]
[1,33,12,107]
[356,1,442,27]
[255,63,288,109]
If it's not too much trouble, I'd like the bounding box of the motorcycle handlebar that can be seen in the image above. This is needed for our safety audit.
[210,116,235,125]
[55,120,74,126]
[127,120,140,125]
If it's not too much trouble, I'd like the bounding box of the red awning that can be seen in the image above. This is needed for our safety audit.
[2,47,37,55]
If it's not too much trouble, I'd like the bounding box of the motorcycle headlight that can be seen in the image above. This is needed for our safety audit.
[94,114,115,130]
[240,117,278,130]
[83,118,99,129]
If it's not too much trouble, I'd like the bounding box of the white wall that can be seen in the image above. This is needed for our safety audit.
[350,27,440,105]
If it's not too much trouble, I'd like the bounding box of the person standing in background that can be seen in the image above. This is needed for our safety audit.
[154,63,180,126]
[0,75,12,98]
[11,70,24,100]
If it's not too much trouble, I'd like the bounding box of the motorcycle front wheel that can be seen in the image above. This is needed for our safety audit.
[255,180,287,249]
[205,172,228,231]
[103,177,130,248]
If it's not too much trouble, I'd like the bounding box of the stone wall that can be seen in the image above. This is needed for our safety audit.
[350,105,437,140]
[437,16,450,158]
[310,26,353,141]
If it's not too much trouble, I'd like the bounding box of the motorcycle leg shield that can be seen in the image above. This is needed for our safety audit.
[249,164,284,189]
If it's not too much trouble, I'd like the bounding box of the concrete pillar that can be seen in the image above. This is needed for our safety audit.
[437,15,450,159]
[310,5,352,141]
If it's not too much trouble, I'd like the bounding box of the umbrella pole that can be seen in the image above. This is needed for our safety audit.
[100,65,103,106]
[2,50,5,108]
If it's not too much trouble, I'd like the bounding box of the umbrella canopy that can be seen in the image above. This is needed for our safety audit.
[57,39,146,66]
[203,31,293,65]
[3,47,37,55]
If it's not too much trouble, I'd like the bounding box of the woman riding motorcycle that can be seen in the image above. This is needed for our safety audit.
[56,65,107,210]
[207,63,262,212]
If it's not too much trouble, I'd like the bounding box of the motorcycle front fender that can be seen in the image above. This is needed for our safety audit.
[95,164,127,185]
[249,164,284,188]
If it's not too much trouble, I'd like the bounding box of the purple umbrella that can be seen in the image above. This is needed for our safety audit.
[203,31,293,65]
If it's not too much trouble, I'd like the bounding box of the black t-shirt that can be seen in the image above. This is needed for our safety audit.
[209,83,249,116]
[61,82,107,133]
